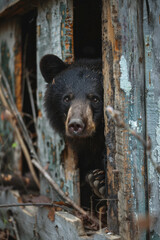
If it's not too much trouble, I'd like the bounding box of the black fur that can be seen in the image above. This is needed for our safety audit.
[40,54,105,205]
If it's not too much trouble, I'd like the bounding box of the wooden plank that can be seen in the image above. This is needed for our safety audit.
[0,18,22,175]
[143,1,160,239]
[102,0,119,234]
[36,0,79,204]
[0,190,121,240]
[102,0,147,238]
[60,1,74,63]
[0,190,84,240]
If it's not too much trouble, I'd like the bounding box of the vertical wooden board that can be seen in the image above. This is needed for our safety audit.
[36,0,79,204]
[0,18,22,174]
[0,191,88,240]
[102,0,147,239]
[102,0,119,233]
[60,1,74,63]
[118,2,147,239]
[143,1,160,239]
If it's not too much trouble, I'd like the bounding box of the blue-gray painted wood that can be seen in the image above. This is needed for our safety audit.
[143,1,160,239]
[0,190,121,240]
[102,0,147,238]
[36,0,79,204]
[118,2,147,239]
[1,1,160,239]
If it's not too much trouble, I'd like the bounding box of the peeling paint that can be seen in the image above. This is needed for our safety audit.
[102,0,121,234]
[60,2,74,63]
[129,120,137,130]
[37,0,78,204]
[151,97,160,202]
[143,1,160,236]
[103,1,147,238]
[144,35,153,88]
[120,55,131,96]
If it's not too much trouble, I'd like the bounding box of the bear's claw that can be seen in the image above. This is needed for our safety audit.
[86,169,106,199]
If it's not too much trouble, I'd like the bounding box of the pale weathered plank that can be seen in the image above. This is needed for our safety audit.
[143,1,160,239]
[36,0,80,204]
[0,190,120,240]
[102,0,147,239]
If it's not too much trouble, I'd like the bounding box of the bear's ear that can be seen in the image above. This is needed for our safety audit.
[40,54,67,83]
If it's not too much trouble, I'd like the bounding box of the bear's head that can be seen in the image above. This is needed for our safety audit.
[40,54,103,140]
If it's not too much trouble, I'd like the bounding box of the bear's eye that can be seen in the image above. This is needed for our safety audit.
[63,95,71,103]
[92,96,100,103]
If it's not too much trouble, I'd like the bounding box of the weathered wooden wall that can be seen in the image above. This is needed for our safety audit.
[103,0,160,239]
[143,1,160,239]
[36,0,80,204]
[0,190,121,240]
[0,0,160,239]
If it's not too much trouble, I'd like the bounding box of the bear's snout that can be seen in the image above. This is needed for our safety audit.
[68,118,85,136]
[65,102,96,138]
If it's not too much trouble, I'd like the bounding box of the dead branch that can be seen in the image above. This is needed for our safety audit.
[12,120,40,188]
[0,67,38,161]
[0,85,40,188]
[106,106,160,174]
[0,202,68,210]
[106,106,149,148]
[32,159,99,227]
[9,216,20,240]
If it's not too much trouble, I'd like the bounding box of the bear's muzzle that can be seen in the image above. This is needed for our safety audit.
[65,101,95,138]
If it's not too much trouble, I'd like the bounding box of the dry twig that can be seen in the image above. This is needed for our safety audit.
[0,85,40,188]
[32,159,99,227]
[0,67,38,161]
[9,216,20,240]
[0,202,68,210]
[106,106,160,174]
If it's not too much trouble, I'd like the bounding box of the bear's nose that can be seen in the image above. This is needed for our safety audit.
[68,119,85,135]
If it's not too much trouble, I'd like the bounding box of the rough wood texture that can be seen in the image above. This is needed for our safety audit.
[36,0,79,204]
[143,1,160,239]
[102,0,147,239]
[102,0,120,234]
[0,190,120,240]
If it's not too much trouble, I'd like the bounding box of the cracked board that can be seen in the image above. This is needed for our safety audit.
[143,1,160,239]
[0,190,121,240]
[102,0,147,239]
[36,0,80,205]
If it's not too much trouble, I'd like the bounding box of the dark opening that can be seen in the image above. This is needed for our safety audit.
[21,10,37,175]
[73,0,103,210]
[74,0,102,59]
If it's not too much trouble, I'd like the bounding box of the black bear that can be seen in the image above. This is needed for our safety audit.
[40,54,105,206]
